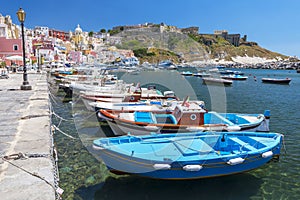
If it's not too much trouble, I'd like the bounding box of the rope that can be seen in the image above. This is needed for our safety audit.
[282,135,287,155]
[1,153,62,198]
[52,125,79,140]
[52,111,73,122]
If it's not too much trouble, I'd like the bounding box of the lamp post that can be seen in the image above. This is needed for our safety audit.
[17,8,32,90]
[37,47,40,73]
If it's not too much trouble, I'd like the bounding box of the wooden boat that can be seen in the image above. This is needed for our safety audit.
[82,86,178,111]
[221,74,248,81]
[202,77,233,86]
[262,78,291,84]
[93,131,283,179]
[97,102,270,136]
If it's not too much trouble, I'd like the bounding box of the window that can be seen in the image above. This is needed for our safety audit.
[13,45,18,51]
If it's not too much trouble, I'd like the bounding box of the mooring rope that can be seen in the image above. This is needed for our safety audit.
[1,152,63,199]
[52,125,79,140]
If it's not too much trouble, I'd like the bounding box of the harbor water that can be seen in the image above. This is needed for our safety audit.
[50,68,300,200]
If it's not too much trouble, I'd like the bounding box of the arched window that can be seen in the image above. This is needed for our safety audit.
[13,44,18,51]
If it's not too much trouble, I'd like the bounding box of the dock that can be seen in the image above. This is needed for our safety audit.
[0,72,57,199]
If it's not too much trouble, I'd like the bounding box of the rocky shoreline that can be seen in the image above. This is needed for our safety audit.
[189,57,300,70]
[223,61,300,70]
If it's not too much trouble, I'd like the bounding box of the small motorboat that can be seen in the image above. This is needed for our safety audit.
[202,77,233,86]
[221,74,248,81]
[181,71,193,76]
[93,131,283,180]
[261,78,291,84]
[193,72,211,77]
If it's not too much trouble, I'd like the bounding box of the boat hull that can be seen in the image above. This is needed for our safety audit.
[98,110,269,136]
[262,78,291,84]
[93,132,282,180]
[202,77,233,86]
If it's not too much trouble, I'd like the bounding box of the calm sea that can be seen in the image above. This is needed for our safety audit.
[51,68,300,200]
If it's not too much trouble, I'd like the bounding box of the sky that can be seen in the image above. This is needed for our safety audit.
[1,0,300,57]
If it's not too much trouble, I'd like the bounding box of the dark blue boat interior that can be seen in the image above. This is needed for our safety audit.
[154,114,177,124]
[213,135,266,153]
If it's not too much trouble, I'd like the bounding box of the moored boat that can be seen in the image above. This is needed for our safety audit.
[193,72,211,77]
[202,77,233,86]
[93,131,283,179]
[261,78,291,84]
[181,71,194,76]
[82,85,178,111]
[221,74,248,81]
[97,101,270,136]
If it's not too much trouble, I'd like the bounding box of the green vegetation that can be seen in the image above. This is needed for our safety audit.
[108,29,120,35]
[1,61,6,68]
[132,48,181,64]
[88,31,94,37]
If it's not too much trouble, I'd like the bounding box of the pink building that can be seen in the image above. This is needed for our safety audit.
[0,37,24,65]
[68,51,82,63]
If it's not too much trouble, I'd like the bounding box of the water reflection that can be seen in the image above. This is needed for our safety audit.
[93,174,262,200]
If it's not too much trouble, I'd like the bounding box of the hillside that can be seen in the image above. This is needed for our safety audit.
[111,26,289,63]
[114,27,209,63]
[189,34,288,61]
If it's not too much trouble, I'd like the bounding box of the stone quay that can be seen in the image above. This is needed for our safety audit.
[0,72,57,200]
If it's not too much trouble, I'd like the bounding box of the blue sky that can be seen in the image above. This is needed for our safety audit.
[1,0,299,57]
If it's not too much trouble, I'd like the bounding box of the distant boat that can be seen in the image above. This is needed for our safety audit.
[193,72,211,77]
[202,77,233,86]
[221,74,248,81]
[261,78,291,84]
[93,131,283,180]
[181,71,193,76]
[158,60,178,70]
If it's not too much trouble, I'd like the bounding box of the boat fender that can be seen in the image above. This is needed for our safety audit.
[262,151,273,158]
[186,126,205,131]
[190,114,197,121]
[92,144,104,150]
[183,165,203,171]
[226,125,241,132]
[227,157,244,165]
[153,164,171,170]
[145,125,159,131]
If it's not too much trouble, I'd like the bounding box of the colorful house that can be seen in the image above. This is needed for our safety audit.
[0,37,24,66]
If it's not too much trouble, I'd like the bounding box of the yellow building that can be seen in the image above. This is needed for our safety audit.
[73,24,84,50]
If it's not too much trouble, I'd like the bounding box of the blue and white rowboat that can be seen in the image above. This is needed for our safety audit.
[93,131,283,180]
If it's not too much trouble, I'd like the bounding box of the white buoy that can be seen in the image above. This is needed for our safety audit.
[226,125,241,131]
[183,165,203,171]
[227,157,245,165]
[262,151,273,158]
[153,164,171,170]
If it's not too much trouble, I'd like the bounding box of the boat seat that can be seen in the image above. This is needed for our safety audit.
[119,113,135,121]
[229,137,257,151]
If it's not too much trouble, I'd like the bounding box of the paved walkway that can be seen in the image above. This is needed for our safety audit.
[0,72,55,200]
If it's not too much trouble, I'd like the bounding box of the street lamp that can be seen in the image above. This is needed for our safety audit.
[17,8,32,90]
